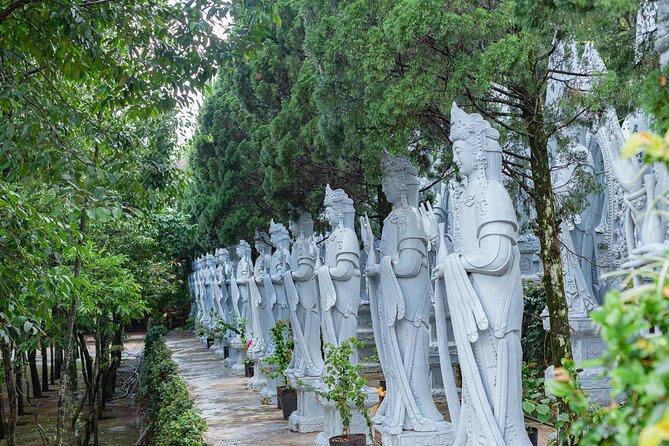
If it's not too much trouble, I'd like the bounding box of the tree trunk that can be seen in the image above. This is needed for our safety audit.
[107,320,123,398]
[0,340,16,446]
[57,213,87,446]
[521,86,572,367]
[0,382,5,440]
[41,341,49,392]
[16,358,24,416]
[28,349,42,398]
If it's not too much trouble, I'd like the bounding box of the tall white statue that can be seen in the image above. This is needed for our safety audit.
[249,231,273,357]
[600,109,668,270]
[316,187,378,446]
[269,220,290,324]
[213,248,231,325]
[364,152,446,437]
[224,240,252,374]
[430,103,531,445]
[203,253,217,331]
[552,146,600,317]
[232,240,253,341]
[285,212,323,377]
[317,185,361,348]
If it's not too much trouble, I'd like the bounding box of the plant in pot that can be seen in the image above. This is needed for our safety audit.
[262,319,295,418]
[315,338,373,446]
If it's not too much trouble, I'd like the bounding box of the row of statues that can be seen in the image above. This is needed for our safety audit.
[189,103,536,445]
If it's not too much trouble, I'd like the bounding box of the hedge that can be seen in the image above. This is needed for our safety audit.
[139,323,208,446]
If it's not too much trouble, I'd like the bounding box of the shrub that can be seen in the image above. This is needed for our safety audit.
[139,324,208,446]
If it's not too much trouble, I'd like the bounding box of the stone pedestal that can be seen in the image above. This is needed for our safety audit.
[246,352,267,392]
[286,375,324,433]
[259,364,279,405]
[225,339,247,375]
[372,424,455,446]
[543,314,611,404]
[212,336,227,358]
[314,386,378,446]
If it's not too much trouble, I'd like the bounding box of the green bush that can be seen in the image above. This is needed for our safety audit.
[140,325,208,446]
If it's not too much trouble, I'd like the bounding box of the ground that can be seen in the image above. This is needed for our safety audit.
[0,333,144,446]
[166,331,552,446]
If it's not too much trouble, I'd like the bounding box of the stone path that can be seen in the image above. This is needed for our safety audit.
[167,331,550,446]
[166,331,317,446]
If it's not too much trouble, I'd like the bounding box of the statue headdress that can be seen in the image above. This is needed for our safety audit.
[237,239,252,259]
[324,184,354,213]
[290,212,314,238]
[381,151,420,190]
[450,102,501,153]
[450,102,503,215]
[269,219,289,245]
[254,229,271,248]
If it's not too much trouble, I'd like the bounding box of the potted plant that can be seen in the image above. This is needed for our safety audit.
[315,337,373,446]
[262,319,296,418]
[244,358,255,377]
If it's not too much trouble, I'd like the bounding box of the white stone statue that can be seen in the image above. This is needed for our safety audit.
[269,220,290,324]
[232,240,253,342]
[430,103,531,445]
[316,186,378,446]
[552,147,601,317]
[600,109,668,271]
[249,231,273,358]
[203,253,217,332]
[317,185,361,349]
[214,248,231,325]
[228,240,253,375]
[285,212,326,434]
[285,212,323,378]
[364,152,448,439]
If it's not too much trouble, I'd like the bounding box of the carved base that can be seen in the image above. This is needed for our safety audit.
[286,375,324,433]
[246,358,267,392]
[226,342,247,375]
[372,424,455,446]
[212,338,227,358]
[259,371,279,405]
[314,386,379,446]
[543,314,611,405]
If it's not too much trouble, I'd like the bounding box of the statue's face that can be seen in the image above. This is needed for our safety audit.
[236,245,245,257]
[325,206,339,227]
[289,221,300,237]
[453,140,476,176]
[381,176,400,203]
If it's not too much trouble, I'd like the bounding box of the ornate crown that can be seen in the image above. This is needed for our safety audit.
[215,247,229,258]
[269,219,289,243]
[381,151,419,186]
[324,184,354,212]
[450,102,501,152]
[254,230,271,246]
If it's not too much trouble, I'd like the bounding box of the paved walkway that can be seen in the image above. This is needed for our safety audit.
[166,331,550,446]
[166,331,316,446]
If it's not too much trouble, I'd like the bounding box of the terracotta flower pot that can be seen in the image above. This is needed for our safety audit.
[328,434,366,446]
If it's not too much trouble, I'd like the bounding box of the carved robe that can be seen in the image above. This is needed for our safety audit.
[447,180,531,446]
[270,248,288,323]
[234,256,252,338]
[318,226,360,347]
[372,206,444,433]
[285,236,323,377]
